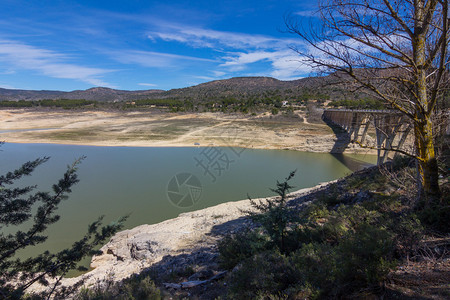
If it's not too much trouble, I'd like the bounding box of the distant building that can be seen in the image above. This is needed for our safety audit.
[282,101,289,107]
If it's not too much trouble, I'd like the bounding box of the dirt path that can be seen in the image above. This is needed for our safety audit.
[172,121,232,143]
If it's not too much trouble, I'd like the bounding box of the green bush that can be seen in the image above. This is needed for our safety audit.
[246,171,298,253]
[218,229,268,270]
[39,99,96,108]
[416,200,450,233]
[290,243,336,296]
[219,167,444,298]
[227,251,297,300]
[336,224,396,287]
[0,100,33,107]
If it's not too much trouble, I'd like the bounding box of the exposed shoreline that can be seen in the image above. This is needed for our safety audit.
[28,180,336,293]
[0,108,377,154]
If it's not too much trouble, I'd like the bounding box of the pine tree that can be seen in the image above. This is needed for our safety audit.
[0,153,127,299]
[246,170,297,253]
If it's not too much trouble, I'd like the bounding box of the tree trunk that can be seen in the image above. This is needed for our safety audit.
[412,3,441,201]
[414,117,441,200]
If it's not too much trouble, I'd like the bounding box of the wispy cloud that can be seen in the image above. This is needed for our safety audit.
[212,70,225,76]
[221,50,312,80]
[148,26,299,50]
[138,82,158,87]
[193,75,216,81]
[109,50,215,68]
[0,40,113,87]
[294,10,318,17]
[0,83,16,89]
[147,25,309,80]
[220,51,278,67]
[270,53,311,80]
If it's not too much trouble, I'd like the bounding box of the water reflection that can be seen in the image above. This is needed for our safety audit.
[330,153,376,172]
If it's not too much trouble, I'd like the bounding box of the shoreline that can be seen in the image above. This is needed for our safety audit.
[0,108,378,154]
[29,179,336,293]
[2,138,378,155]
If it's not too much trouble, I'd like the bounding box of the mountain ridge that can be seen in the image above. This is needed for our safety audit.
[0,76,339,102]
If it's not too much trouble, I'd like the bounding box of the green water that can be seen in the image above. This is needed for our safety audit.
[0,143,376,273]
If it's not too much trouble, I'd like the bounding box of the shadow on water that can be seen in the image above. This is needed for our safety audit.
[322,116,352,153]
[322,116,376,172]
[330,153,375,172]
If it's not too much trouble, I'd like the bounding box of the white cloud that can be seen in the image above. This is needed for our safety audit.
[193,75,216,81]
[0,83,16,89]
[153,33,189,44]
[212,70,226,77]
[110,50,215,68]
[148,26,303,51]
[218,49,312,80]
[294,10,318,17]
[146,25,310,80]
[270,54,312,80]
[0,40,113,87]
[1,69,16,75]
[138,83,157,87]
[220,51,278,67]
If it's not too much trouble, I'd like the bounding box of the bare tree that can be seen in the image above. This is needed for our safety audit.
[287,0,449,199]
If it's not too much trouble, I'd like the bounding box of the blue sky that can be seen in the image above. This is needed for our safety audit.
[0,0,317,91]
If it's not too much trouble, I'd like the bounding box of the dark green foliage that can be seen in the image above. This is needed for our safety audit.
[289,242,336,296]
[290,223,396,297]
[227,251,298,300]
[246,171,297,253]
[0,156,127,299]
[0,100,33,108]
[0,99,96,109]
[219,166,435,298]
[336,224,396,284]
[416,199,450,233]
[39,99,96,108]
[218,229,268,270]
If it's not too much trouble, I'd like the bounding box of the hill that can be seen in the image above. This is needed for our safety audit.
[0,87,163,102]
[0,76,350,103]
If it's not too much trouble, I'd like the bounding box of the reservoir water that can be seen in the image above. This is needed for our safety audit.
[0,143,376,269]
